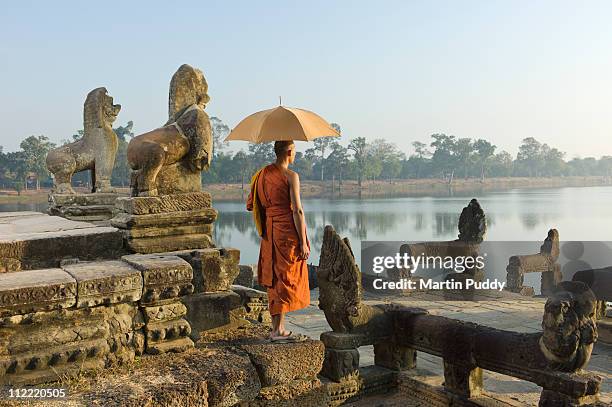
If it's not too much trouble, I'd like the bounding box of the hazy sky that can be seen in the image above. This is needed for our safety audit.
[1,1,611,158]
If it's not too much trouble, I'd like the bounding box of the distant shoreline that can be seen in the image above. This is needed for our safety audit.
[1,176,609,205]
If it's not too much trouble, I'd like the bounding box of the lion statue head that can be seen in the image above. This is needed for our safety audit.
[166,64,212,173]
[84,87,121,131]
[539,281,598,372]
[168,64,210,121]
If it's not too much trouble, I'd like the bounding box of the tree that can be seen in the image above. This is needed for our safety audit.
[114,121,134,142]
[232,150,251,189]
[408,141,431,178]
[211,116,230,158]
[20,135,55,189]
[292,152,314,179]
[326,141,349,186]
[452,138,474,179]
[430,133,457,181]
[473,139,496,180]
[111,121,135,187]
[368,139,405,182]
[3,151,27,193]
[489,151,513,177]
[348,137,367,187]
[516,137,542,177]
[540,144,566,176]
[248,142,274,172]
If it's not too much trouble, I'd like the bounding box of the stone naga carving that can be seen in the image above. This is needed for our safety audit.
[127,64,213,197]
[46,88,121,194]
[540,280,598,372]
[317,225,395,336]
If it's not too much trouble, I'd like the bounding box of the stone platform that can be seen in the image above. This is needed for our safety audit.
[0,212,125,271]
[285,289,612,406]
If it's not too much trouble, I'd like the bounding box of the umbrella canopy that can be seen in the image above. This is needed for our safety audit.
[225,106,340,143]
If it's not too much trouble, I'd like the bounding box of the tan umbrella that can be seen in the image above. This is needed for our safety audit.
[225,106,340,143]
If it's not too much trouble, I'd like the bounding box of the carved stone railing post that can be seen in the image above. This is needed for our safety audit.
[373,341,416,371]
[320,332,361,382]
[442,362,483,398]
[506,229,561,296]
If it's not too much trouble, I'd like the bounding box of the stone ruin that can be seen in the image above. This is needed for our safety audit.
[0,245,338,406]
[382,198,487,294]
[506,229,562,297]
[573,267,612,345]
[316,225,603,406]
[46,87,122,223]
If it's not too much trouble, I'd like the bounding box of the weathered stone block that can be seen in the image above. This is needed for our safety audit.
[123,224,213,239]
[144,336,195,355]
[145,318,192,345]
[240,339,324,386]
[48,193,121,222]
[50,204,115,219]
[0,269,76,316]
[126,234,214,254]
[50,193,121,207]
[115,192,212,215]
[0,258,21,272]
[0,213,125,270]
[181,291,242,340]
[190,248,240,292]
[320,332,367,350]
[231,285,270,323]
[321,348,359,382]
[0,303,143,385]
[111,208,218,229]
[254,378,329,407]
[62,260,142,307]
[142,302,188,323]
[235,264,255,287]
[122,254,194,305]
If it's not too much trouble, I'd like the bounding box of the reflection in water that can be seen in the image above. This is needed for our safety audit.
[213,186,612,266]
[3,186,612,271]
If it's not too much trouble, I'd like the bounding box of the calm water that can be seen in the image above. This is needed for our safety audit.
[212,186,612,268]
[3,186,612,280]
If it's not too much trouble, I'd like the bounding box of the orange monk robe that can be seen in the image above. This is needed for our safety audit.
[247,164,310,315]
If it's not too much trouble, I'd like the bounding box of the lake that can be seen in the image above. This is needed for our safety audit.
[213,186,612,291]
[3,185,612,288]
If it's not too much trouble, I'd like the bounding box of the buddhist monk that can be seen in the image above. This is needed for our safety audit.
[247,140,310,342]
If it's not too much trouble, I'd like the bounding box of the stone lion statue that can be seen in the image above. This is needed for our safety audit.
[46,88,121,194]
[127,64,213,196]
[539,281,598,372]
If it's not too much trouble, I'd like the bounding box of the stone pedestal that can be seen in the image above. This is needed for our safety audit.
[111,192,217,254]
[374,341,416,371]
[320,332,365,382]
[48,192,120,223]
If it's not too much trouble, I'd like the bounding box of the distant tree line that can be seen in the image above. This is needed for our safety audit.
[204,120,612,185]
[2,117,612,193]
